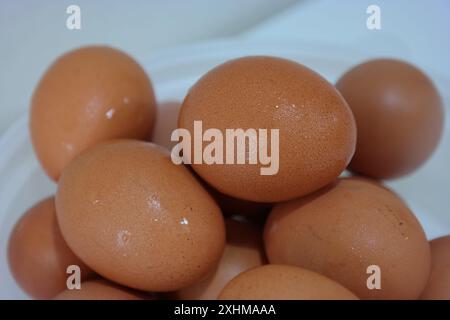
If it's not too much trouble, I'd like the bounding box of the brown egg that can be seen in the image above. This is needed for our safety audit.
[56,140,225,292]
[264,178,431,299]
[218,265,358,300]
[30,46,156,181]
[54,279,150,300]
[8,197,94,299]
[178,56,356,202]
[420,236,450,300]
[336,59,444,179]
[175,219,266,300]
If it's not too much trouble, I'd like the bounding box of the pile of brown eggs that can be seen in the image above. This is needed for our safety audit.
[8,46,448,300]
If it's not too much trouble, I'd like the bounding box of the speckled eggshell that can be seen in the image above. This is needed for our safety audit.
[218,265,358,300]
[30,46,156,181]
[8,197,94,299]
[336,59,444,179]
[264,178,431,299]
[56,140,225,292]
[420,236,450,300]
[178,56,356,202]
[175,219,266,300]
[54,279,151,300]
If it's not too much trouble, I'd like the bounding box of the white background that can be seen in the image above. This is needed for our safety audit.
[1,0,449,135]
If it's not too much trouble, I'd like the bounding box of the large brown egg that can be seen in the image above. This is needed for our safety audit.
[30,46,156,181]
[8,197,94,299]
[420,236,450,300]
[54,279,151,300]
[264,178,431,299]
[175,219,266,299]
[56,140,225,292]
[336,59,444,179]
[178,56,356,202]
[218,265,358,300]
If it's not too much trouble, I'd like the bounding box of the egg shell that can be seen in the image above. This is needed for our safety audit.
[30,46,156,181]
[178,56,356,202]
[175,218,266,299]
[218,264,358,300]
[264,178,431,299]
[54,279,151,300]
[56,140,226,292]
[420,236,450,300]
[336,59,444,179]
[8,197,94,299]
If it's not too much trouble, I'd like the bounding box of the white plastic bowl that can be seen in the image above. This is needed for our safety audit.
[1,39,449,299]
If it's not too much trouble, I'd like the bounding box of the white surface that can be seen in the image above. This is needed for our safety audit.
[0,0,298,134]
[0,39,449,299]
